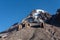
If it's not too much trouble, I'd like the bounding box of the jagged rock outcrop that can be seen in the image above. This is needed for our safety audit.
[0,9,60,40]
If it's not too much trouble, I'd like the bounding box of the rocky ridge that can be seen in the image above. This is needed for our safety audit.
[0,9,60,40]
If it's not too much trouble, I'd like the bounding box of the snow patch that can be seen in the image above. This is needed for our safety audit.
[36,9,46,13]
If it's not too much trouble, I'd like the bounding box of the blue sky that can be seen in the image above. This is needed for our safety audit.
[0,0,60,32]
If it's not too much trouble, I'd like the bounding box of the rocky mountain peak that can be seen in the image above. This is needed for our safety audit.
[0,9,60,40]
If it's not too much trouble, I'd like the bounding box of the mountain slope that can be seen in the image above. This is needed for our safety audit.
[0,9,60,40]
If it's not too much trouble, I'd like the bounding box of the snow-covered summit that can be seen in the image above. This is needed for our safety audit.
[32,9,47,19]
[36,9,47,13]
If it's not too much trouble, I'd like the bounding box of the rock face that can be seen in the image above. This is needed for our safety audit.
[55,9,60,23]
[0,9,60,40]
